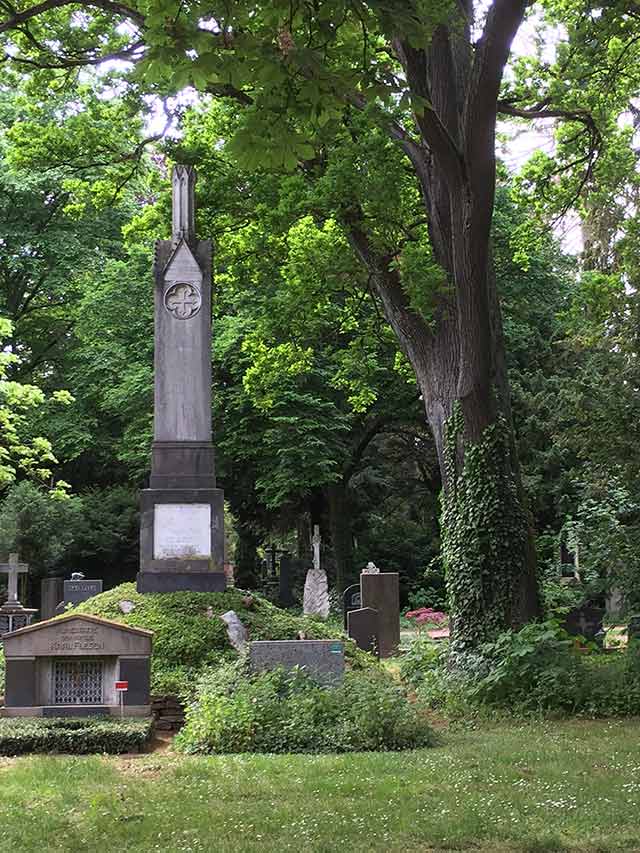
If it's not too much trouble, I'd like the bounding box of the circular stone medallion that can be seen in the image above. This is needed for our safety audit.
[164,282,202,320]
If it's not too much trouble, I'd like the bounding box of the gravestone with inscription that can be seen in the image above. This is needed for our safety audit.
[2,613,153,717]
[249,640,345,686]
[55,573,104,614]
[137,165,225,593]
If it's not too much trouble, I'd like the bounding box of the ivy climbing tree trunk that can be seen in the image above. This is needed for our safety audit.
[345,3,541,651]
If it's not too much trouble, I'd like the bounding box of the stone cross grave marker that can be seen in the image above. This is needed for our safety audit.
[312,524,321,570]
[0,553,37,635]
[0,553,28,606]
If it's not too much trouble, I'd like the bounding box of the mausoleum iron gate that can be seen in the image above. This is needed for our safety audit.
[53,659,104,704]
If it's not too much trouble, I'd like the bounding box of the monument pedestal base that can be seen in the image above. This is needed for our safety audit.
[138,486,226,594]
[136,571,226,593]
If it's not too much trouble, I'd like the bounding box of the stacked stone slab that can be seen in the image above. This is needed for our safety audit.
[137,166,225,594]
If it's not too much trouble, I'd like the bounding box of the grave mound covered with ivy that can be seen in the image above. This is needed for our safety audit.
[70,583,371,698]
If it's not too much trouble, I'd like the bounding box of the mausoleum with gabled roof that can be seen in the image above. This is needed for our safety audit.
[2,613,153,717]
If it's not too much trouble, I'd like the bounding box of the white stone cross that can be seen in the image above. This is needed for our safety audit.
[312,525,321,571]
[0,553,29,605]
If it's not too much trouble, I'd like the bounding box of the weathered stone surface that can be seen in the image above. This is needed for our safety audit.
[303,568,329,619]
[41,577,64,621]
[360,573,400,658]
[153,503,211,559]
[2,614,153,717]
[138,166,226,595]
[249,640,344,685]
[220,610,248,652]
[347,607,379,655]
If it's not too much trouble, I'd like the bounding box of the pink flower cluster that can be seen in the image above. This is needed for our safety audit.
[405,607,447,626]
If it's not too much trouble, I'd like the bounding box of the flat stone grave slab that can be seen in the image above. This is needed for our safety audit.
[249,640,344,686]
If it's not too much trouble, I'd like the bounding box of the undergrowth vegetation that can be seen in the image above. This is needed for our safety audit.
[176,660,435,754]
[401,621,640,717]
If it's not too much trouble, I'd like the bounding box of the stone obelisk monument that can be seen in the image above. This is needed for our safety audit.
[137,165,226,593]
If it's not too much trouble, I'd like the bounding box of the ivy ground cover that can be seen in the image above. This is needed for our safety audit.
[2,719,640,852]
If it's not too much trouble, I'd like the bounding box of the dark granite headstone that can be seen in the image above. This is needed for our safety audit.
[562,605,605,641]
[278,553,295,608]
[249,640,344,685]
[347,607,379,655]
[41,577,64,621]
[342,583,362,629]
[360,572,400,658]
[63,578,103,606]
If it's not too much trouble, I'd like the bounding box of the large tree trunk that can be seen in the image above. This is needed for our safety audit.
[344,3,541,649]
[326,479,354,594]
[344,243,540,651]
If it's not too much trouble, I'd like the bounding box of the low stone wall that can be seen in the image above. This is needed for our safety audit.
[151,695,185,731]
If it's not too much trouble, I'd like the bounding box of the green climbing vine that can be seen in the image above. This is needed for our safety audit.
[441,403,529,654]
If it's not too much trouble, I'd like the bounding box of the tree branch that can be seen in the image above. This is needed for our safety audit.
[0,0,144,34]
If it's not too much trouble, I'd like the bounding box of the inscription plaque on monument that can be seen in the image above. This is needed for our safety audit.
[153,503,212,559]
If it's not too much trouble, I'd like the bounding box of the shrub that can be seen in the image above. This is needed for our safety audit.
[470,621,585,712]
[405,607,448,627]
[398,633,441,687]
[0,717,153,755]
[407,621,640,718]
[176,661,435,754]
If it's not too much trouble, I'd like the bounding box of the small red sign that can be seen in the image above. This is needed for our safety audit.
[115,681,129,691]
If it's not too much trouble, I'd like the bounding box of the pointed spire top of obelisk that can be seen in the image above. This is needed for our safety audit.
[172,165,196,245]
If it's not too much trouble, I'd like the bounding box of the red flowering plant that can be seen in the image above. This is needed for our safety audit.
[405,608,448,629]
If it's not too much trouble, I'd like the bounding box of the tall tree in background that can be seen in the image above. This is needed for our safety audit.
[0,1,540,648]
[5,1,633,646]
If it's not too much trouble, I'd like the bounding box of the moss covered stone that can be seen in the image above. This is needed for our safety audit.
[73,583,372,697]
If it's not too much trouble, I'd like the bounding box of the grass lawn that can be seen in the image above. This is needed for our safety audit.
[1,719,640,852]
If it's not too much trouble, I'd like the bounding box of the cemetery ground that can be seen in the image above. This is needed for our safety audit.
[2,718,640,852]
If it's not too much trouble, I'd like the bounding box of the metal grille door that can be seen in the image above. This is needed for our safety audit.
[53,660,103,704]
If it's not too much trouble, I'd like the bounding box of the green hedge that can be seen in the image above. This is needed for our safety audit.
[0,716,153,755]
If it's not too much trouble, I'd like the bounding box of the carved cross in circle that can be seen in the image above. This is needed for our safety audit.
[164,282,202,320]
